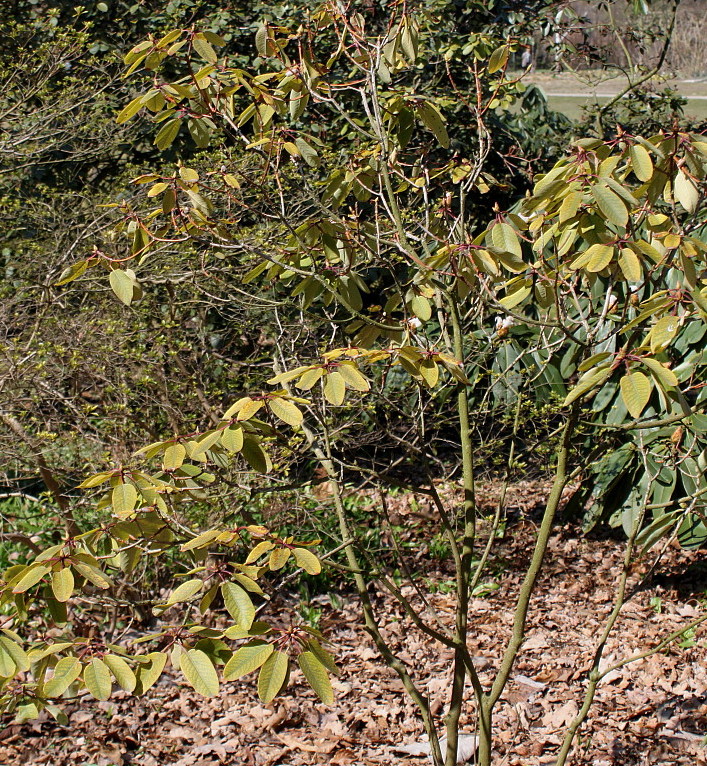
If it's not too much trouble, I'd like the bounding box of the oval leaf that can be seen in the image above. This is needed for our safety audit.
[180,649,219,698]
[257,650,289,703]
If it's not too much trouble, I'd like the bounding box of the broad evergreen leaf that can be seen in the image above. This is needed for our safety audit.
[12,564,50,593]
[323,372,346,405]
[293,547,321,574]
[257,650,288,703]
[415,102,449,149]
[268,547,291,571]
[298,650,334,704]
[649,316,679,353]
[620,371,652,418]
[180,649,219,697]
[640,357,678,388]
[134,652,167,695]
[592,183,628,228]
[674,170,699,213]
[162,442,186,471]
[109,269,135,306]
[84,657,113,701]
[103,654,137,693]
[629,144,653,182]
[0,636,29,673]
[563,366,612,406]
[223,641,273,680]
[51,567,74,603]
[267,397,304,427]
[44,657,82,698]
[112,482,138,516]
[221,582,255,629]
[166,578,203,606]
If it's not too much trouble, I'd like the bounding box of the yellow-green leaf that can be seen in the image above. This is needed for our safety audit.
[221,581,255,629]
[166,578,203,606]
[640,357,678,389]
[297,651,333,704]
[323,372,346,405]
[109,269,136,306]
[134,652,167,695]
[0,646,15,678]
[491,222,522,258]
[649,315,679,353]
[570,243,612,271]
[112,482,138,516]
[674,170,699,213]
[220,425,244,453]
[83,657,112,701]
[12,564,50,593]
[44,657,82,698]
[410,294,432,321]
[558,189,583,222]
[620,371,652,419]
[51,567,74,603]
[257,650,288,703]
[487,45,509,74]
[563,366,612,406]
[180,649,219,697]
[267,397,304,427]
[0,636,29,673]
[586,244,615,273]
[236,398,264,421]
[296,367,325,390]
[241,438,272,474]
[416,102,449,149]
[162,442,186,471]
[181,529,222,552]
[269,547,291,571]
[629,144,653,182]
[293,547,321,575]
[336,363,370,392]
[103,654,137,693]
[592,183,628,228]
[617,247,642,282]
[418,359,439,388]
[223,641,273,681]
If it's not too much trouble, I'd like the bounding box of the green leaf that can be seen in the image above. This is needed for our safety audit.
[298,651,333,704]
[103,654,137,693]
[44,657,82,698]
[134,652,167,695]
[180,649,219,697]
[294,138,319,167]
[257,650,288,703]
[591,183,628,228]
[166,578,203,606]
[55,259,89,286]
[620,371,652,418]
[181,529,222,552]
[155,118,181,151]
[235,398,264,421]
[267,397,304,427]
[109,269,136,306]
[558,189,583,222]
[83,657,112,701]
[190,429,222,458]
[487,45,509,74]
[72,558,112,589]
[416,102,449,149]
[116,95,145,124]
[241,438,272,474]
[223,641,273,680]
[649,315,679,353]
[293,547,321,575]
[51,567,74,603]
[323,372,346,405]
[0,646,15,677]
[162,442,186,471]
[570,243,613,271]
[221,582,255,630]
[629,144,653,182]
[112,482,138,516]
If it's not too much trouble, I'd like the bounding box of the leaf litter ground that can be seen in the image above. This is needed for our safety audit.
[1,480,705,765]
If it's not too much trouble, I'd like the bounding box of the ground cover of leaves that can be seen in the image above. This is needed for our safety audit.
[1,481,705,766]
